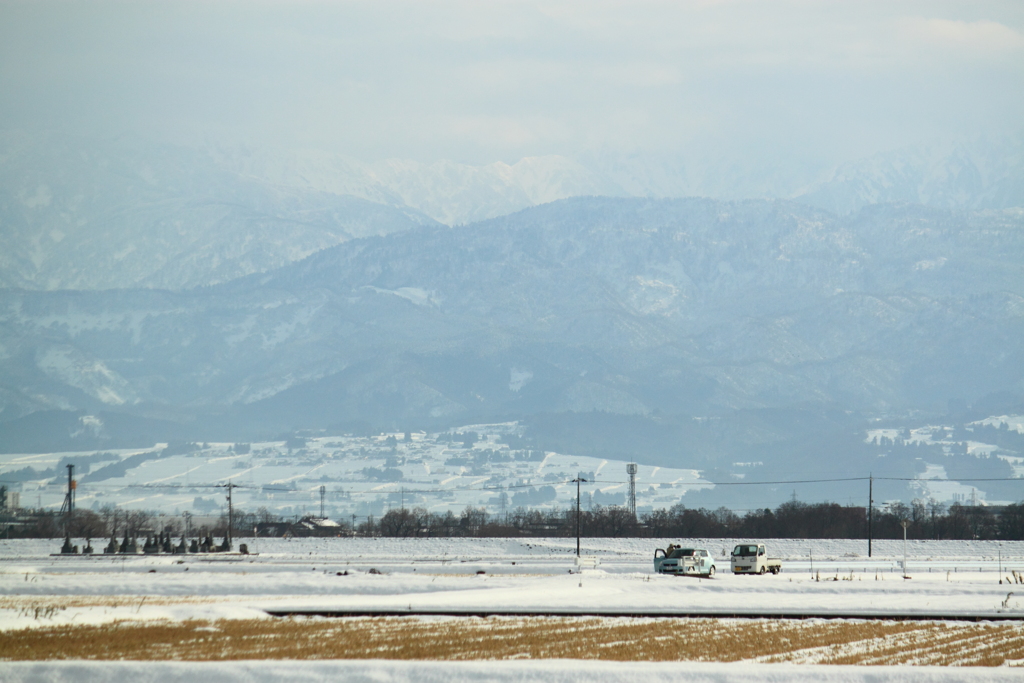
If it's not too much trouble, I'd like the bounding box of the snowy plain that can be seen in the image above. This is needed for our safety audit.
[3,536,1024,626]
[3,537,1024,681]
[4,660,1024,683]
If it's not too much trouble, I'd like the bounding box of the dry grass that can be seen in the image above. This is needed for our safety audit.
[0,596,234,610]
[3,616,1024,666]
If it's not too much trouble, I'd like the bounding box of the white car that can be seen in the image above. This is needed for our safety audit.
[653,545,716,577]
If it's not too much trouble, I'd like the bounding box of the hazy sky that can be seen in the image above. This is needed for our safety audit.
[1,1,1022,166]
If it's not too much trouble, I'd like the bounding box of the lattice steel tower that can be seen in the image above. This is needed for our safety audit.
[626,463,638,517]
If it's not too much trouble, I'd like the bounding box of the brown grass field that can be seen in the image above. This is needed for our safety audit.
[3,613,1024,666]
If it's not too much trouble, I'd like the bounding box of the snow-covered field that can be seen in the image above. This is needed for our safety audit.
[4,537,1024,624]
[3,537,1024,680]
[4,660,1024,683]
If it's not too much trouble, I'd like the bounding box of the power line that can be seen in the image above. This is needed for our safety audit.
[6,474,1020,502]
[67,479,574,493]
[8,474,1024,490]
[593,475,1023,486]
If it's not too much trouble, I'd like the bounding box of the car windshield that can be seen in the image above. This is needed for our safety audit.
[670,548,697,558]
[733,545,758,556]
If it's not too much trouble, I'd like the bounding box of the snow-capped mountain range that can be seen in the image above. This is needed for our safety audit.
[214,145,625,226]
[2,132,1021,292]
[2,197,1022,452]
[2,132,1023,495]
[0,132,440,291]
[798,136,1024,215]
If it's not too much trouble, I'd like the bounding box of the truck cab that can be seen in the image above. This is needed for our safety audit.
[731,543,782,575]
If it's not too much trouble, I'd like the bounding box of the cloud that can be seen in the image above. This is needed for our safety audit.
[914,18,1024,53]
[0,1,1021,167]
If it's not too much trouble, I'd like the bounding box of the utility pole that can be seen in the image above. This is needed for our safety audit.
[224,481,234,546]
[573,477,587,558]
[59,464,75,534]
[320,485,326,519]
[900,519,910,578]
[868,474,874,558]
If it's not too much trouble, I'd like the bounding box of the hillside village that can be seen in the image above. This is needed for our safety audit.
[2,415,1023,532]
[0,422,707,523]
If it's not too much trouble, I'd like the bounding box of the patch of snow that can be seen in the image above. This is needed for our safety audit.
[509,368,533,392]
[971,415,1024,435]
[914,256,947,270]
[361,285,438,307]
[7,660,1023,683]
[865,429,901,444]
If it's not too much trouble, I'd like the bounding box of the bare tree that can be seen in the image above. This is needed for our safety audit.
[69,509,106,538]
[379,507,424,537]
[124,510,151,537]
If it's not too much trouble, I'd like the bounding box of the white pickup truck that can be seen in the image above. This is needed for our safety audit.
[730,543,782,575]
[653,545,716,577]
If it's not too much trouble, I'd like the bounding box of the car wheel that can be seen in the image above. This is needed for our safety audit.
[707,565,715,578]
[759,566,766,575]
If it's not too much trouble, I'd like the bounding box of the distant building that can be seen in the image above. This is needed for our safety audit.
[0,487,19,510]
[257,516,343,538]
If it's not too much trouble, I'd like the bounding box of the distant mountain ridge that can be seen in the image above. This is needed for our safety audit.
[798,136,1024,215]
[2,132,1021,293]
[211,145,626,225]
[220,136,1024,225]
[1,197,1021,432]
[0,132,440,291]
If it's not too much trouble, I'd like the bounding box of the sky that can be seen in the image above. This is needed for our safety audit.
[0,0,1022,167]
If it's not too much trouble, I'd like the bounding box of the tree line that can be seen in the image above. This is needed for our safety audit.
[6,498,1024,541]
[358,499,1024,541]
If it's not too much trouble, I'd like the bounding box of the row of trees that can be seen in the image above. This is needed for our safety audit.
[7,499,1024,541]
[1,504,272,540]
[360,498,1024,540]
